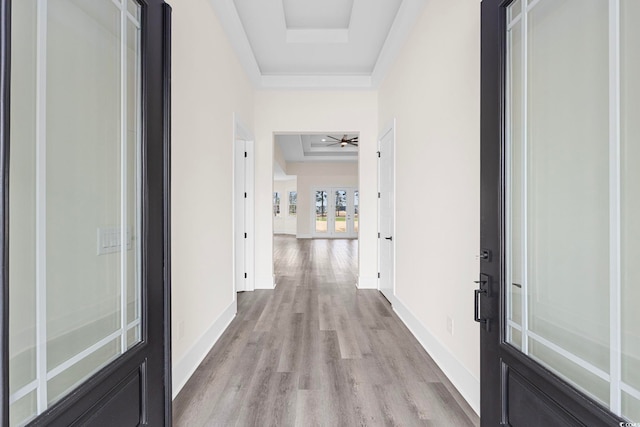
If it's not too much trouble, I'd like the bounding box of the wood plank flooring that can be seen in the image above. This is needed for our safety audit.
[173,236,480,426]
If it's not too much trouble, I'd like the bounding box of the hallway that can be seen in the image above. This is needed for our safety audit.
[173,236,479,426]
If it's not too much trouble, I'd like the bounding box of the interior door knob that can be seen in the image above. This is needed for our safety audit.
[385,236,393,241]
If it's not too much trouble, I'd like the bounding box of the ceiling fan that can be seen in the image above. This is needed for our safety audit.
[326,134,359,147]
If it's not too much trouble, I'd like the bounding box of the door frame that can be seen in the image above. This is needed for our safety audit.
[0,1,172,424]
[377,120,396,303]
[480,1,625,425]
[1,0,10,421]
[233,114,255,293]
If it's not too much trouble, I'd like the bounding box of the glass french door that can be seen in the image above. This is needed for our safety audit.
[1,0,171,425]
[480,0,637,425]
[313,188,358,238]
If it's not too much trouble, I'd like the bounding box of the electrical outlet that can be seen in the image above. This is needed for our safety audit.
[446,316,454,335]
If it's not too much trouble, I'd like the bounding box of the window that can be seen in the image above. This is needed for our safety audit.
[288,191,297,216]
[315,190,327,233]
[273,192,281,217]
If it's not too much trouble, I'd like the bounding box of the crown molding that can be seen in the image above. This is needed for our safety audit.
[261,74,372,89]
[209,0,426,90]
[370,0,427,88]
[208,0,262,87]
[286,29,349,44]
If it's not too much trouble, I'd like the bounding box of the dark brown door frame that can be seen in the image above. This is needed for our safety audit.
[1,0,12,423]
[0,1,172,425]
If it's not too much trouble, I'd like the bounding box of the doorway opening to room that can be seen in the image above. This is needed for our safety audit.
[272,132,360,285]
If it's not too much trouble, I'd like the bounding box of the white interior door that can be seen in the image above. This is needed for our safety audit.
[234,138,254,292]
[234,140,246,292]
[378,124,395,303]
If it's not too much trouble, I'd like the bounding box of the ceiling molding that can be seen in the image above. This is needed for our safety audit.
[283,0,354,29]
[286,29,349,44]
[210,0,426,90]
[208,0,262,86]
[261,74,372,89]
[371,0,427,88]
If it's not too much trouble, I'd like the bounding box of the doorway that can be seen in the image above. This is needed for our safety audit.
[272,132,360,287]
[234,118,255,293]
[377,122,395,304]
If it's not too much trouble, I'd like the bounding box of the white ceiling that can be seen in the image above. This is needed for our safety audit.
[282,0,353,29]
[275,133,359,164]
[209,0,427,88]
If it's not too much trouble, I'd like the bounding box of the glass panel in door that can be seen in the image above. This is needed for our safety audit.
[315,190,327,233]
[354,190,359,234]
[334,190,347,233]
[9,0,142,425]
[505,0,640,420]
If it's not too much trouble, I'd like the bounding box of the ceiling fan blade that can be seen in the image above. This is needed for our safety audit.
[326,136,342,142]
[327,142,341,146]
[347,142,359,146]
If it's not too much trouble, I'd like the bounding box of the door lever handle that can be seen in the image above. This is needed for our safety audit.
[474,289,487,321]
[474,274,490,331]
[385,236,393,241]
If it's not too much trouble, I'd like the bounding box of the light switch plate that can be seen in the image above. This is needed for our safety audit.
[97,227,132,255]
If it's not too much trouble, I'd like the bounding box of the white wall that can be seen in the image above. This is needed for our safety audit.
[378,0,481,414]
[170,0,254,397]
[287,162,358,237]
[273,140,287,175]
[254,91,378,289]
[273,179,297,235]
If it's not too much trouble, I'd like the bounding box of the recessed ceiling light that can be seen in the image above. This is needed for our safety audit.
[321,138,326,142]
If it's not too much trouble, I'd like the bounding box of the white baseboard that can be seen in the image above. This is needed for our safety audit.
[172,300,237,399]
[255,275,276,289]
[357,275,378,290]
[393,297,480,416]
[296,233,312,239]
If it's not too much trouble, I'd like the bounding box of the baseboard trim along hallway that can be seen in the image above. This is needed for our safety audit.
[172,300,237,398]
[393,296,480,415]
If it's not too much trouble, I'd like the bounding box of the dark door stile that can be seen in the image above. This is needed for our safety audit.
[1,0,10,424]
[0,1,172,425]
[480,1,626,426]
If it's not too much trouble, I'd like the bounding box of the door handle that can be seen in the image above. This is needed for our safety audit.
[474,274,490,331]
[474,289,487,323]
[385,236,393,241]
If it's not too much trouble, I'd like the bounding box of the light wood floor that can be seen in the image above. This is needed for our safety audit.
[173,236,480,426]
